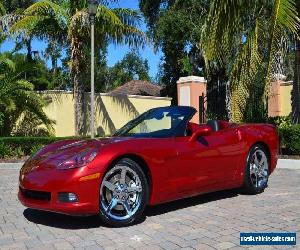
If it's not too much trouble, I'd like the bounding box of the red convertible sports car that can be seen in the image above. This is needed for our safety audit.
[19,106,279,226]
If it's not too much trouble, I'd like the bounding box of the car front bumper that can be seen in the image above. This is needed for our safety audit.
[18,164,101,216]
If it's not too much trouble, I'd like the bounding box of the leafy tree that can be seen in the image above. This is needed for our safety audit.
[11,0,145,135]
[0,53,53,136]
[1,0,35,61]
[140,0,209,102]
[6,53,52,90]
[201,0,299,122]
[107,50,151,90]
[2,0,34,13]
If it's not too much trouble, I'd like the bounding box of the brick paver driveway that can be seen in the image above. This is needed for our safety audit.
[0,166,299,250]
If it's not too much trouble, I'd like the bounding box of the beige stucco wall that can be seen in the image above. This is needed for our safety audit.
[41,92,172,137]
[279,83,292,116]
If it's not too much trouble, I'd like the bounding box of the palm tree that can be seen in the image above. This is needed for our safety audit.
[0,3,4,15]
[0,54,53,136]
[292,1,300,124]
[201,0,299,122]
[11,0,145,135]
[0,2,6,43]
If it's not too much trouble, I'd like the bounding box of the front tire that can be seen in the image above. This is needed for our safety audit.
[243,144,269,194]
[99,158,149,227]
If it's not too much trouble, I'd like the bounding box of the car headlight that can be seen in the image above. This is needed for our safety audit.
[57,149,98,170]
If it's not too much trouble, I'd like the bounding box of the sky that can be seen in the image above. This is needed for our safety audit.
[0,0,162,78]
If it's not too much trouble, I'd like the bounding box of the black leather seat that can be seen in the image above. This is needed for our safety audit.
[207,120,219,132]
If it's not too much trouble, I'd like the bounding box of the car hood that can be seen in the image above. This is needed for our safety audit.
[22,137,131,171]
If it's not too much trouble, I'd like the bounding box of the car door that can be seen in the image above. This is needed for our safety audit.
[173,127,244,194]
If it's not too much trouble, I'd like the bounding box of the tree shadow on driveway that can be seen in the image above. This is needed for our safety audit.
[23,189,239,229]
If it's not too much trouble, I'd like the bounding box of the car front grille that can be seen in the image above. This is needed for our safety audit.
[20,187,51,201]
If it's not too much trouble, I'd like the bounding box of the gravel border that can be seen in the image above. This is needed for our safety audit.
[0,163,23,169]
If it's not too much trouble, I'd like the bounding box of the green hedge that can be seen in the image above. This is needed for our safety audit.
[278,125,300,155]
[267,116,300,155]
[0,137,85,159]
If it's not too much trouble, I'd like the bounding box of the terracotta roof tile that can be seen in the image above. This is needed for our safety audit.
[109,80,162,97]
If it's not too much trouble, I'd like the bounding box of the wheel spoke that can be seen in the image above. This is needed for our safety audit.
[122,200,132,216]
[259,154,266,165]
[250,164,256,175]
[120,167,127,185]
[103,181,116,191]
[254,153,260,166]
[106,198,118,212]
[255,173,258,188]
[127,186,142,194]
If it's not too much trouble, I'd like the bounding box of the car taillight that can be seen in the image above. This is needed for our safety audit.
[57,149,98,170]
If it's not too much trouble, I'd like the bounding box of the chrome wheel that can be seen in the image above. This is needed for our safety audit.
[100,165,143,221]
[249,149,268,188]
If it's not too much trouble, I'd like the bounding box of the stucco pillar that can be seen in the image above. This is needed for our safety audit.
[177,76,207,124]
[268,79,293,117]
[268,80,283,117]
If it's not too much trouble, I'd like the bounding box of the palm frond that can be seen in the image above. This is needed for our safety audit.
[25,0,68,27]
[105,25,147,48]
[10,15,47,35]
[112,8,142,27]
[0,57,16,72]
[0,13,23,34]
[0,2,5,16]
[201,0,252,64]
[96,7,147,48]
[264,0,299,96]
[96,6,123,26]
[10,0,68,40]
[230,22,262,122]
[14,90,54,132]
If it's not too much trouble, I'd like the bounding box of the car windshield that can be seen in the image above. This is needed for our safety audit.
[113,106,196,138]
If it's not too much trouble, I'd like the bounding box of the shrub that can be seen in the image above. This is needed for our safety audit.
[0,142,14,159]
[0,136,87,159]
[267,116,292,128]
[278,125,300,155]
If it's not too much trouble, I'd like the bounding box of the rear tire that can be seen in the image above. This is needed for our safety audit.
[99,158,149,227]
[243,144,269,194]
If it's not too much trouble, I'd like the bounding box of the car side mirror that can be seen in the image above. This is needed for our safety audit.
[189,125,212,142]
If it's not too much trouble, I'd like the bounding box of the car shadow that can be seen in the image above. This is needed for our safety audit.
[23,189,239,229]
[145,188,239,216]
[23,209,105,229]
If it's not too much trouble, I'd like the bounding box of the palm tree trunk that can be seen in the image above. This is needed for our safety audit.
[292,0,300,124]
[292,1,300,124]
[71,36,86,136]
[26,38,32,62]
[292,38,300,124]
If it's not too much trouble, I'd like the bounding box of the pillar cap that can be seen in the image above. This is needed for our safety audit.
[177,76,207,84]
[273,73,287,81]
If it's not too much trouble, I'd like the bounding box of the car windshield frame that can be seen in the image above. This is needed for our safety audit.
[113,106,196,138]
